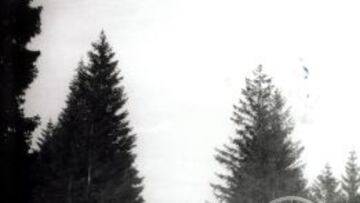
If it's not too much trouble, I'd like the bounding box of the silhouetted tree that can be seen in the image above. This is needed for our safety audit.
[0,0,41,202]
[312,164,344,203]
[212,65,307,203]
[342,151,360,203]
[33,120,63,203]
[37,32,143,203]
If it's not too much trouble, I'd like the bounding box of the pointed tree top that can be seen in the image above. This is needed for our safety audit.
[97,29,109,47]
[100,29,107,40]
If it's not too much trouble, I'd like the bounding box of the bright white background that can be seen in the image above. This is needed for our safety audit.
[26,0,360,202]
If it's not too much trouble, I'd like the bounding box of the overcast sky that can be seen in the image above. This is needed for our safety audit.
[26,0,360,202]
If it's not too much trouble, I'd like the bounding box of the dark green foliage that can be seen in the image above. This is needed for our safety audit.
[0,0,41,202]
[36,32,143,203]
[311,164,344,203]
[212,65,307,203]
[342,151,360,203]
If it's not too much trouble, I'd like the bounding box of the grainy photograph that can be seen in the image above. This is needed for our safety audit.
[1,0,360,203]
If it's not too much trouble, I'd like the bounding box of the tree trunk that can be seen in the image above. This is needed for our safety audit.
[67,176,73,203]
[87,154,92,200]
[86,124,94,201]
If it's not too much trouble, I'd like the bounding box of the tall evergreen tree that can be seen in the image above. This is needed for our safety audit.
[212,65,307,203]
[0,0,41,202]
[33,120,60,203]
[342,151,360,203]
[312,164,344,203]
[36,32,143,203]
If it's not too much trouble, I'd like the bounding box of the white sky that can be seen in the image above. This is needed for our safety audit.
[26,0,360,202]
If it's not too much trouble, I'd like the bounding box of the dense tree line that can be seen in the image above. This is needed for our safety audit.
[3,1,360,203]
[212,66,307,203]
[310,151,360,203]
[211,66,360,203]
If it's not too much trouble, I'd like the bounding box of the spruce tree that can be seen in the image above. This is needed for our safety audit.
[212,65,307,203]
[33,120,61,203]
[0,0,41,202]
[312,164,344,203]
[37,32,143,203]
[342,151,360,203]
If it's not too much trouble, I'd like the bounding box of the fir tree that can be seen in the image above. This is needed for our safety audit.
[312,164,344,203]
[37,32,143,203]
[342,151,360,203]
[33,120,61,203]
[36,120,55,150]
[0,0,41,202]
[212,65,307,203]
